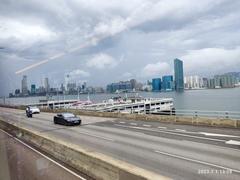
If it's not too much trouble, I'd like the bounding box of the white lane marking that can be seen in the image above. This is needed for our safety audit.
[119,121,126,124]
[199,132,240,138]
[130,123,137,126]
[143,124,151,127]
[154,150,240,173]
[0,129,86,180]
[226,140,240,145]
[158,127,167,129]
[175,129,186,132]
[78,131,115,142]
[115,124,226,142]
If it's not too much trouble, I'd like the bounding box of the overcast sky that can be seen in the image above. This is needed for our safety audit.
[1,0,240,96]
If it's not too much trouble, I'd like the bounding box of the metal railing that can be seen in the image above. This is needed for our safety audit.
[152,109,240,120]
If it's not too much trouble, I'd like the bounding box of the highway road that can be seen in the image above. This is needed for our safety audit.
[0,107,240,180]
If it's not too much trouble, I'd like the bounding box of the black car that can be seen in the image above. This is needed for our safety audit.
[54,113,81,126]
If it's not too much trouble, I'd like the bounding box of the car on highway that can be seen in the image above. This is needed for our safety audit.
[53,113,81,126]
[26,106,40,114]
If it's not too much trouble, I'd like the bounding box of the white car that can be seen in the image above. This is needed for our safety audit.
[26,106,40,114]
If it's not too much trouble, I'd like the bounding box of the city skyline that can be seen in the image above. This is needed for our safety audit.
[1,0,240,96]
[8,66,240,97]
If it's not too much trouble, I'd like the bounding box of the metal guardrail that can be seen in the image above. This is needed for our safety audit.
[76,106,240,120]
[155,109,240,120]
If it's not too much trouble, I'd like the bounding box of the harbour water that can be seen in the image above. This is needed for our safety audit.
[1,88,240,111]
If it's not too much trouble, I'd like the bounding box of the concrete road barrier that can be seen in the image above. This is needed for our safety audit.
[0,118,169,180]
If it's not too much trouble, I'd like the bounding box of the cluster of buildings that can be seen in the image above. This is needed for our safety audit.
[106,58,240,94]
[10,76,60,97]
[184,73,239,90]
[9,58,240,97]
[11,76,53,97]
[106,58,184,93]
[151,58,184,92]
[9,75,104,98]
[106,79,143,93]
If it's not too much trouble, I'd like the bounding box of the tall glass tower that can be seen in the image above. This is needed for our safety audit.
[174,58,184,92]
[152,78,161,92]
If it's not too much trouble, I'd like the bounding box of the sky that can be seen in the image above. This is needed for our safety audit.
[0,0,240,96]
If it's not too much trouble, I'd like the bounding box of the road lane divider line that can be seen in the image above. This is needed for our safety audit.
[114,124,226,142]
[130,123,138,125]
[199,132,240,138]
[175,129,186,132]
[119,121,126,124]
[225,140,240,145]
[78,131,115,142]
[154,150,240,174]
[143,124,151,127]
[0,129,87,180]
[158,127,167,129]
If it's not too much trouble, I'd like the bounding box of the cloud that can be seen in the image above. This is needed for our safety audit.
[142,62,171,77]
[68,69,90,77]
[86,53,117,69]
[1,0,240,96]
[121,72,133,79]
[64,69,90,84]
[0,18,56,44]
[181,47,240,76]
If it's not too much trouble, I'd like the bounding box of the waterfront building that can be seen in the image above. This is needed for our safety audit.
[106,81,132,93]
[152,78,161,92]
[36,86,46,95]
[162,75,174,91]
[67,83,77,93]
[93,87,104,93]
[221,74,235,88]
[208,79,215,89]
[214,75,221,88]
[60,83,65,92]
[14,89,21,96]
[202,78,208,88]
[174,58,184,92]
[236,77,239,84]
[21,75,28,96]
[64,74,70,90]
[31,84,36,94]
[44,78,50,93]
[135,82,143,91]
[142,82,152,92]
[213,74,235,88]
[184,76,203,89]
[82,82,87,92]
[130,79,137,90]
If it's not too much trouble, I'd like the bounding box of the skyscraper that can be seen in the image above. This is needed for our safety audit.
[21,75,28,96]
[174,58,184,92]
[152,78,161,92]
[31,84,36,94]
[162,75,174,91]
[44,77,50,93]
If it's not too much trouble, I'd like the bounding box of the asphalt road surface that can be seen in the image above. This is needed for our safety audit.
[0,107,240,180]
